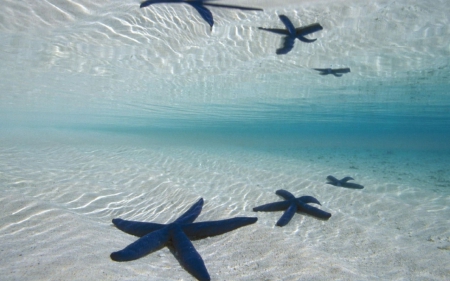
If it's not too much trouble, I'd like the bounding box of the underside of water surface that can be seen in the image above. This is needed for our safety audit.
[1,0,450,280]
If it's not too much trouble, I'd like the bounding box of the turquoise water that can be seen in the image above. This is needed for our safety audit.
[1,0,450,280]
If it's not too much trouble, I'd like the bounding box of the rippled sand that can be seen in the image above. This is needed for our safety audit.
[1,128,449,280]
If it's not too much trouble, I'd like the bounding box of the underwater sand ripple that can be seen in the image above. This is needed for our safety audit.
[1,131,450,280]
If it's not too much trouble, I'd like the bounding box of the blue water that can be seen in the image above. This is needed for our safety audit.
[1,0,450,280]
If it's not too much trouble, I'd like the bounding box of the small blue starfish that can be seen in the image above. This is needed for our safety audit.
[313,67,351,77]
[140,0,263,30]
[253,189,331,227]
[110,198,257,281]
[326,175,364,189]
[258,15,323,54]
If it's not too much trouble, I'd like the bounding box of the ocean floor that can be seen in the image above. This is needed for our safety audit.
[1,128,449,280]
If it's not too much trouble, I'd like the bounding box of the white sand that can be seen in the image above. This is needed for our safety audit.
[0,128,449,280]
[1,0,450,280]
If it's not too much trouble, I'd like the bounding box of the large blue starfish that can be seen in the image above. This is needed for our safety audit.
[259,15,323,54]
[110,198,257,281]
[140,0,263,29]
[253,189,331,227]
[326,175,364,189]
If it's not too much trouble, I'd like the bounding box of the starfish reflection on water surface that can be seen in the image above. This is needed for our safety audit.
[140,0,263,29]
[258,15,323,54]
[313,67,351,77]
[326,175,364,189]
[110,198,257,281]
[253,189,331,227]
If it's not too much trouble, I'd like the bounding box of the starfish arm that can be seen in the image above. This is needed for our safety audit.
[297,36,317,43]
[258,28,290,35]
[296,23,323,36]
[326,175,339,185]
[299,203,332,220]
[276,202,297,227]
[172,227,211,281]
[112,218,165,237]
[110,227,170,261]
[188,3,214,29]
[275,189,295,200]
[276,36,295,54]
[340,176,354,183]
[139,0,153,8]
[203,3,262,11]
[298,196,321,206]
[313,68,331,75]
[342,182,364,189]
[139,0,169,8]
[253,200,291,212]
[334,68,351,74]
[174,198,204,224]
[182,217,257,239]
[278,15,296,35]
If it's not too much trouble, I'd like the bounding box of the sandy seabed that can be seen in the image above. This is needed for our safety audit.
[1,0,450,279]
[0,128,449,281]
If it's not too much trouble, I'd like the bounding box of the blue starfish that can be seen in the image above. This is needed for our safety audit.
[258,15,323,54]
[253,189,331,227]
[140,0,263,30]
[313,67,351,77]
[110,198,257,281]
[326,175,364,189]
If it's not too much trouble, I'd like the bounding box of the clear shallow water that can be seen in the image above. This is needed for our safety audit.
[1,0,450,280]
[1,129,449,280]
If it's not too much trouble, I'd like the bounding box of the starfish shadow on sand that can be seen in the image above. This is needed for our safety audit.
[253,189,331,227]
[326,175,364,189]
[313,67,351,77]
[140,0,263,30]
[259,14,323,54]
[110,198,257,281]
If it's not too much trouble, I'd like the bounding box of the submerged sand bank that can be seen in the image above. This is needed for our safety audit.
[0,129,449,280]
